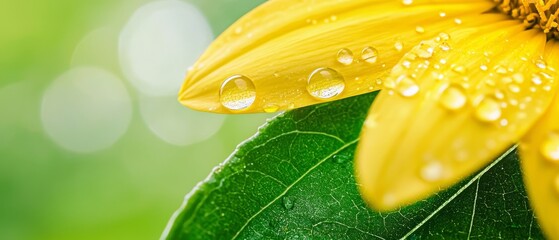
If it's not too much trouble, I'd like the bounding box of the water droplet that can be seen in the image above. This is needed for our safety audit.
[439,42,451,51]
[220,75,256,110]
[500,119,509,127]
[532,74,543,85]
[361,46,379,64]
[439,12,446,17]
[264,104,280,113]
[541,132,559,162]
[495,66,508,74]
[402,0,413,5]
[452,65,466,74]
[394,41,404,52]
[420,162,444,182]
[508,84,521,93]
[336,48,354,65]
[333,155,350,164]
[535,59,547,69]
[282,196,295,210]
[287,103,296,109]
[440,84,467,110]
[415,26,425,34]
[512,73,524,83]
[475,97,501,122]
[307,67,345,99]
[454,18,462,25]
[438,32,451,41]
[415,41,434,59]
[395,76,420,97]
[234,26,243,34]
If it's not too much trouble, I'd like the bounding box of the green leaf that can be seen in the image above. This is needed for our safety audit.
[162,92,544,239]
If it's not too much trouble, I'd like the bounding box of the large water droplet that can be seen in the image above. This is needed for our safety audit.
[337,48,354,65]
[475,97,501,122]
[307,67,345,99]
[440,84,467,110]
[361,46,379,64]
[220,75,256,110]
[282,196,295,210]
[396,76,420,97]
[541,132,559,162]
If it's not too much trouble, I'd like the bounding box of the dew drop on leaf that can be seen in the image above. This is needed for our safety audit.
[282,196,295,210]
[332,155,349,164]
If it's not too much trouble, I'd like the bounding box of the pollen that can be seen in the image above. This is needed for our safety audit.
[496,0,559,39]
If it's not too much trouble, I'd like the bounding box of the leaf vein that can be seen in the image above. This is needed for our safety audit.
[231,139,359,239]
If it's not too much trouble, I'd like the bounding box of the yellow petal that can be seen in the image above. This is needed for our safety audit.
[180,0,495,113]
[519,40,559,239]
[355,17,557,211]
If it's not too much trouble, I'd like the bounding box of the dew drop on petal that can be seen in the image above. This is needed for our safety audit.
[307,67,345,99]
[402,0,413,5]
[420,162,444,182]
[219,75,256,110]
[541,132,559,162]
[263,103,280,113]
[394,41,404,52]
[439,42,451,51]
[440,84,467,110]
[438,32,451,41]
[337,48,354,65]
[395,76,420,97]
[361,46,379,64]
[475,97,501,122]
[415,42,434,59]
[535,59,547,69]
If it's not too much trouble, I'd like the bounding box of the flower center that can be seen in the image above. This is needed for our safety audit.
[495,0,559,39]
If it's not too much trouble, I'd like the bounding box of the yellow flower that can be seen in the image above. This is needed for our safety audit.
[179,0,559,237]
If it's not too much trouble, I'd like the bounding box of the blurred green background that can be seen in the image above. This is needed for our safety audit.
[0,0,268,239]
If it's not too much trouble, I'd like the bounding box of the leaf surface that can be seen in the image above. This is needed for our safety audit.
[163,92,543,239]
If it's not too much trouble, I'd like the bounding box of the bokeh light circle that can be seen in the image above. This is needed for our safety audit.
[139,95,225,146]
[41,67,132,153]
[119,0,213,96]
